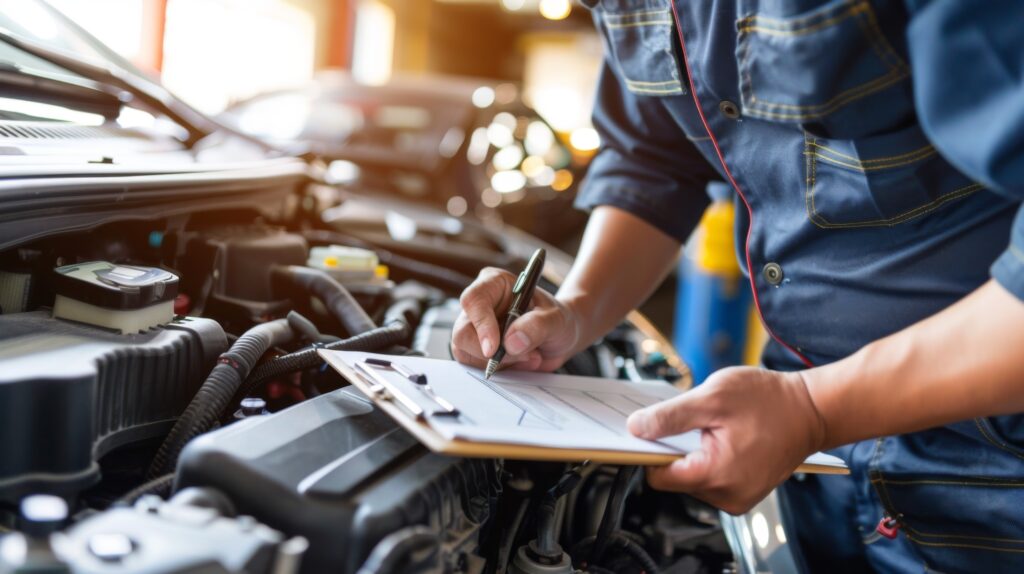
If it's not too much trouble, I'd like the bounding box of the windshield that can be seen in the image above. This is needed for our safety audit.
[0,0,217,144]
[0,0,141,77]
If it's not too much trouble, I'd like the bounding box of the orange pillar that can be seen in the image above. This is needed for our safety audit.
[326,0,354,69]
[136,0,167,73]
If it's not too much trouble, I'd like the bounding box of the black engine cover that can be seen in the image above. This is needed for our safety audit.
[176,386,500,574]
[0,311,226,502]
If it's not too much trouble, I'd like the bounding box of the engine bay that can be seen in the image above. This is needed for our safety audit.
[0,209,732,574]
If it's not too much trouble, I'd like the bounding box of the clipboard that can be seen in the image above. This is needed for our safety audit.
[319,350,848,475]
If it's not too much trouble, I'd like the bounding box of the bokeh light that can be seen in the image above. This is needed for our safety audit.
[539,0,571,21]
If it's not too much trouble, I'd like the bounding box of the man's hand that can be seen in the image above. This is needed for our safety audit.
[451,267,581,372]
[627,367,826,515]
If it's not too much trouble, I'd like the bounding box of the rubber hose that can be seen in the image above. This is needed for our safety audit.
[498,498,530,572]
[571,533,659,574]
[384,296,421,327]
[287,310,322,343]
[356,526,439,574]
[273,265,376,336]
[147,319,295,478]
[535,495,561,558]
[115,473,174,506]
[591,466,639,564]
[613,534,660,574]
[230,320,412,409]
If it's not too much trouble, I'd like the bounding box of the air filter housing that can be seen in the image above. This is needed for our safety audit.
[0,311,226,502]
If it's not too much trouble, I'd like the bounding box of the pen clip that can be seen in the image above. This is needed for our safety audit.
[355,361,426,419]
[355,360,460,419]
[512,270,527,294]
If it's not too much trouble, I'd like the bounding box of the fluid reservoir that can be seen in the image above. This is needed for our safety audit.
[673,182,757,384]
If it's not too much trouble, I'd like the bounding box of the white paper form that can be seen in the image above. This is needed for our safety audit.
[323,350,846,469]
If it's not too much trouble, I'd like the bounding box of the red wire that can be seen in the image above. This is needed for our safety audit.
[668,2,813,368]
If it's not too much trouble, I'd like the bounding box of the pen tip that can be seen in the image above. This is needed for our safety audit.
[484,360,498,380]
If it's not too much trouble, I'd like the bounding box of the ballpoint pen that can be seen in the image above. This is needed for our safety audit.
[485,247,546,380]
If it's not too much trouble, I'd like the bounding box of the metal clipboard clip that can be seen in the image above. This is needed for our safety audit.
[354,360,459,420]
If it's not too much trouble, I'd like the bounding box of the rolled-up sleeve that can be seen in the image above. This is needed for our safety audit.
[575,61,718,244]
[906,0,1024,299]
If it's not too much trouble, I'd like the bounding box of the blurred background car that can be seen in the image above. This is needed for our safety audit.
[222,72,590,249]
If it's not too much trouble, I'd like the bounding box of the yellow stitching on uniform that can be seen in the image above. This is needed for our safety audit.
[854,1,908,72]
[808,142,934,164]
[747,69,904,110]
[867,478,1024,545]
[804,134,984,229]
[621,76,682,95]
[974,418,1024,462]
[805,136,827,227]
[870,439,905,529]
[897,518,1024,544]
[739,2,864,34]
[744,70,906,117]
[808,183,983,229]
[604,9,671,21]
[906,525,1024,544]
[738,3,869,37]
[625,79,683,86]
[625,86,684,95]
[627,88,684,95]
[808,146,937,172]
[904,537,1024,553]
[736,0,857,29]
[811,152,931,172]
[736,0,907,120]
[865,459,1024,551]
[606,20,673,29]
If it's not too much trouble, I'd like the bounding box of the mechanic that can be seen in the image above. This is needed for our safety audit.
[451,0,1024,572]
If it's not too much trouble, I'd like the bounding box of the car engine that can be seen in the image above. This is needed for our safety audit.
[0,211,733,574]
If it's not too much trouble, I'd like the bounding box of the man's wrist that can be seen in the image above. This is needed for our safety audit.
[557,293,591,355]
[790,369,831,453]
[797,340,890,451]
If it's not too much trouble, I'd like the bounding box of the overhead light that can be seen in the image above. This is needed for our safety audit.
[539,0,571,20]
[569,127,601,152]
[491,170,528,194]
[525,121,555,156]
[521,155,546,178]
[551,169,573,192]
[487,123,515,148]
[446,196,468,217]
[751,513,770,550]
[472,86,496,108]
[492,145,525,171]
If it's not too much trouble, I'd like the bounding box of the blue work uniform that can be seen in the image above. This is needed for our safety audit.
[577,0,1024,572]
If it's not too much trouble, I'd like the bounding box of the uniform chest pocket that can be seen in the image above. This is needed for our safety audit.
[736,0,912,139]
[804,125,984,228]
[596,1,685,97]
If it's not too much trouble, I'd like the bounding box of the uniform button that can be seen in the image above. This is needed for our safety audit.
[719,100,741,120]
[763,262,784,285]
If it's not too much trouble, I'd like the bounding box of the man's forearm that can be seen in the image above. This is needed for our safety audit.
[803,280,1024,450]
[556,206,682,355]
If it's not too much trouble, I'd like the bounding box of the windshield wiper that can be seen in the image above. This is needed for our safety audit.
[0,27,211,145]
[0,62,122,119]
